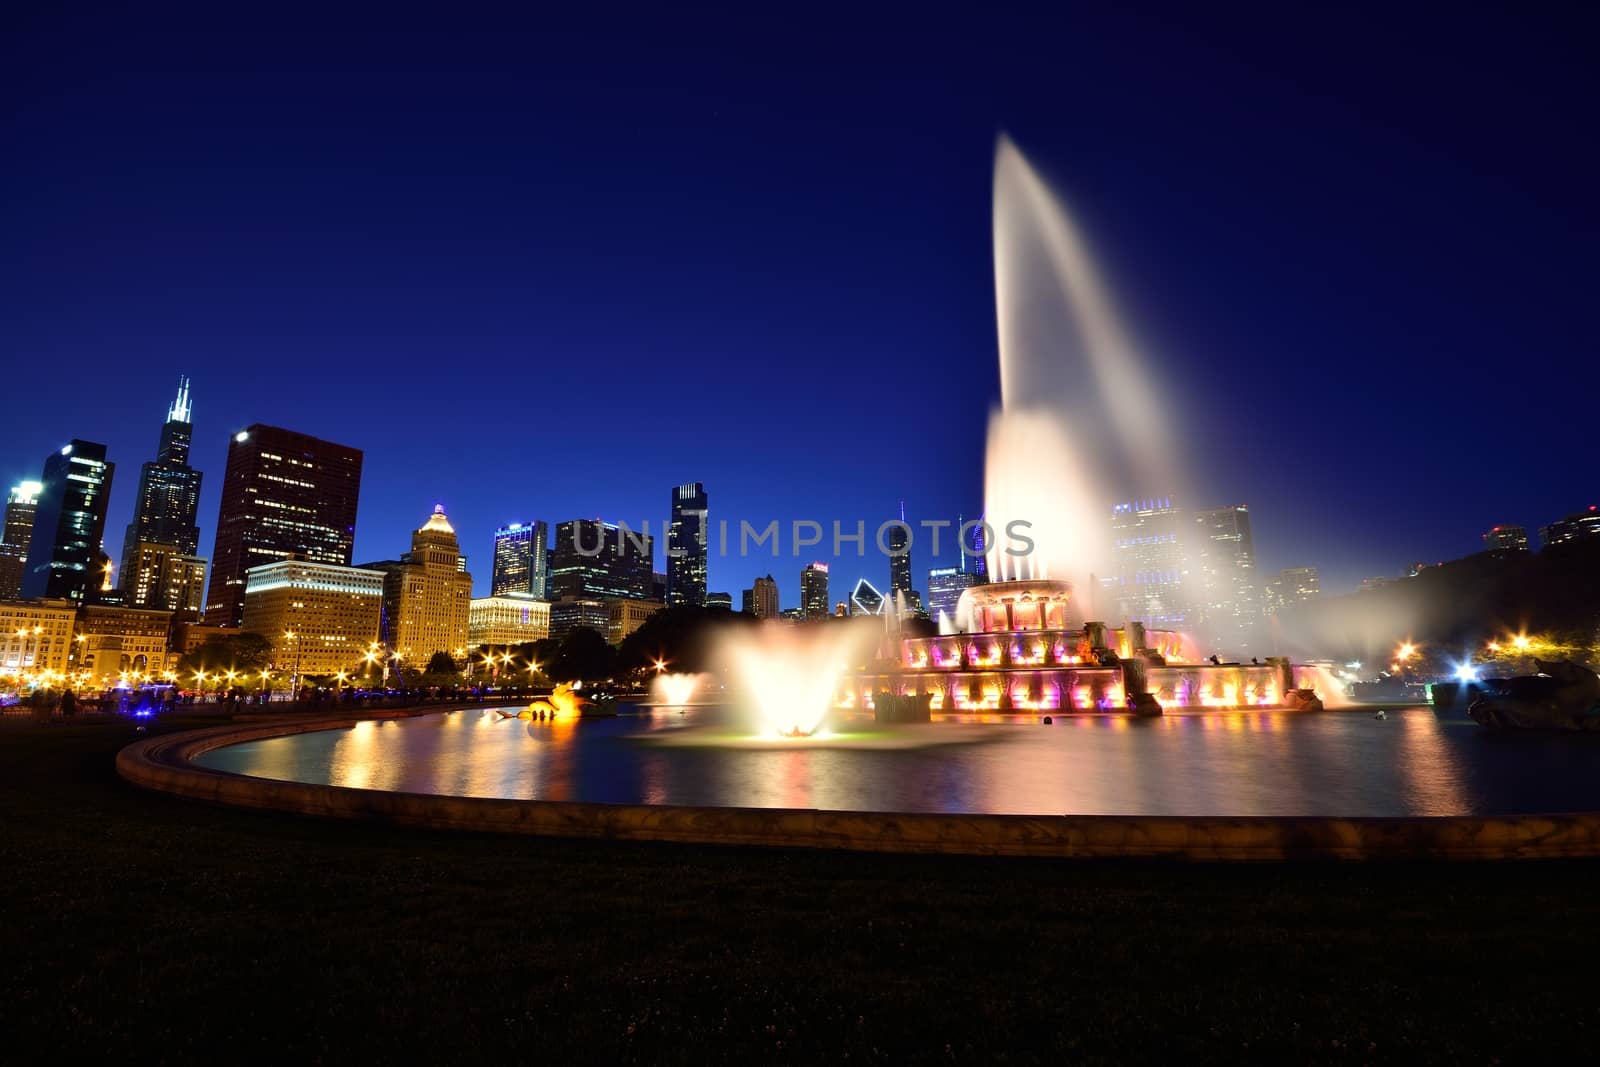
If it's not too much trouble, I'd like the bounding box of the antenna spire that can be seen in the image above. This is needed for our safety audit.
[167,375,192,423]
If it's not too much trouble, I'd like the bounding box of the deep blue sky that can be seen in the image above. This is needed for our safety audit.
[4,6,1597,606]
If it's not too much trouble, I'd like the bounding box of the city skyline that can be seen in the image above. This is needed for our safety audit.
[6,11,1596,607]
[3,384,1590,616]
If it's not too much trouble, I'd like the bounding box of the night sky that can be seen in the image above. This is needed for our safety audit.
[4,6,1596,606]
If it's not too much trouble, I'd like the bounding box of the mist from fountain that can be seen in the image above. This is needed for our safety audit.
[652,672,702,707]
[716,620,878,738]
[986,134,1181,593]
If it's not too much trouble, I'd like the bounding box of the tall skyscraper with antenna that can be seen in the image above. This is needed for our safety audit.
[120,378,207,613]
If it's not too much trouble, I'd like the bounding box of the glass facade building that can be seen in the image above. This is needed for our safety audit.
[491,521,549,598]
[22,440,116,603]
[205,424,363,626]
[667,482,708,608]
[800,561,829,621]
[549,519,653,602]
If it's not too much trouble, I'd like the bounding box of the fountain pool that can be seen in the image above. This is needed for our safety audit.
[187,703,1600,819]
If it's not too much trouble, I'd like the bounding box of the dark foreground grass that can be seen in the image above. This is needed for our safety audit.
[3,717,1598,1063]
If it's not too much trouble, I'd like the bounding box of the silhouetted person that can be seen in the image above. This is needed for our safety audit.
[1209,654,1221,666]
[1252,657,1260,665]
[60,689,77,719]
[31,686,52,724]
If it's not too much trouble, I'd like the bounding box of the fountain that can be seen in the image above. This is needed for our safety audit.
[718,620,876,737]
[846,135,1324,715]
[652,672,702,707]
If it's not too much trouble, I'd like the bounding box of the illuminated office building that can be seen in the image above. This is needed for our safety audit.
[492,521,549,598]
[119,378,204,603]
[378,505,474,665]
[22,440,115,603]
[205,425,363,626]
[549,519,653,602]
[742,574,779,619]
[0,481,41,600]
[1104,497,1189,629]
[800,561,830,621]
[667,482,708,607]
[468,595,551,648]
[241,559,384,679]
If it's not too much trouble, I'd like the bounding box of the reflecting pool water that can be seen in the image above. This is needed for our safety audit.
[193,705,1600,818]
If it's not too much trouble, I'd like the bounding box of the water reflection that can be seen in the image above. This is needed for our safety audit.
[196,705,1600,818]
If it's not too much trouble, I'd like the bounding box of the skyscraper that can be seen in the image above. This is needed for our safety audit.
[850,578,886,616]
[0,481,41,600]
[1268,566,1322,610]
[887,500,912,599]
[1105,497,1188,629]
[800,561,830,621]
[120,378,207,611]
[927,567,979,625]
[491,521,549,598]
[667,482,708,608]
[549,519,653,602]
[22,440,115,602]
[1482,525,1530,552]
[1191,505,1259,655]
[376,505,474,664]
[205,425,363,626]
[743,574,779,619]
[1539,506,1600,547]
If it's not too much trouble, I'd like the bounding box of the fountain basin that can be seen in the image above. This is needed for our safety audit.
[117,704,1600,861]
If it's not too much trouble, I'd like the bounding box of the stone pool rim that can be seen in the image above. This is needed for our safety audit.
[116,707,1600,862]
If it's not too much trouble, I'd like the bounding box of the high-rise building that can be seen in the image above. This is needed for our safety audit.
[607,598,663,644]
[468,595,551,648]
[927,567,979,625]
[1191,505,1259,655]
[491,521,549,598]
[0,481,42,600]
[549,520,653,602]
[241,560,384,680]
[205,425,363,626]
[705,591,732,610]
[887,500,913,601]
[548,597,610,640]
[377,505,474,665]
[743,574,779,619]
[850,578,886,616]
[1482,525,1530,552]
[124,541,207,618]
[962,512,988,582]
[1270,566,1322,609]
[800,561,830,621]
[1540,506,1600,547]
[70,604,172,687]
[120,378,204,601]
[0,598,76,677]
[22,440,115,603]
[667,482,708,608]
[1106,497,1188,629]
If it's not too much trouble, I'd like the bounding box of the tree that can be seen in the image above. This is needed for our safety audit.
[420,650,461,686]
[615,604,757,677]
[545,627,615,684]
[176,632,274,686]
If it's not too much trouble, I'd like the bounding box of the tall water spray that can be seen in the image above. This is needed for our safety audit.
[986,135,1180,595]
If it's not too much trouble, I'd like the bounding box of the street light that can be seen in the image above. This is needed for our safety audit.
[284,630,303,695]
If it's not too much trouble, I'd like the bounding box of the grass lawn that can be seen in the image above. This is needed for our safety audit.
[4,714,1598,1063]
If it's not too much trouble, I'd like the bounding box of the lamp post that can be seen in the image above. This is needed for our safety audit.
[284,630,302,697]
